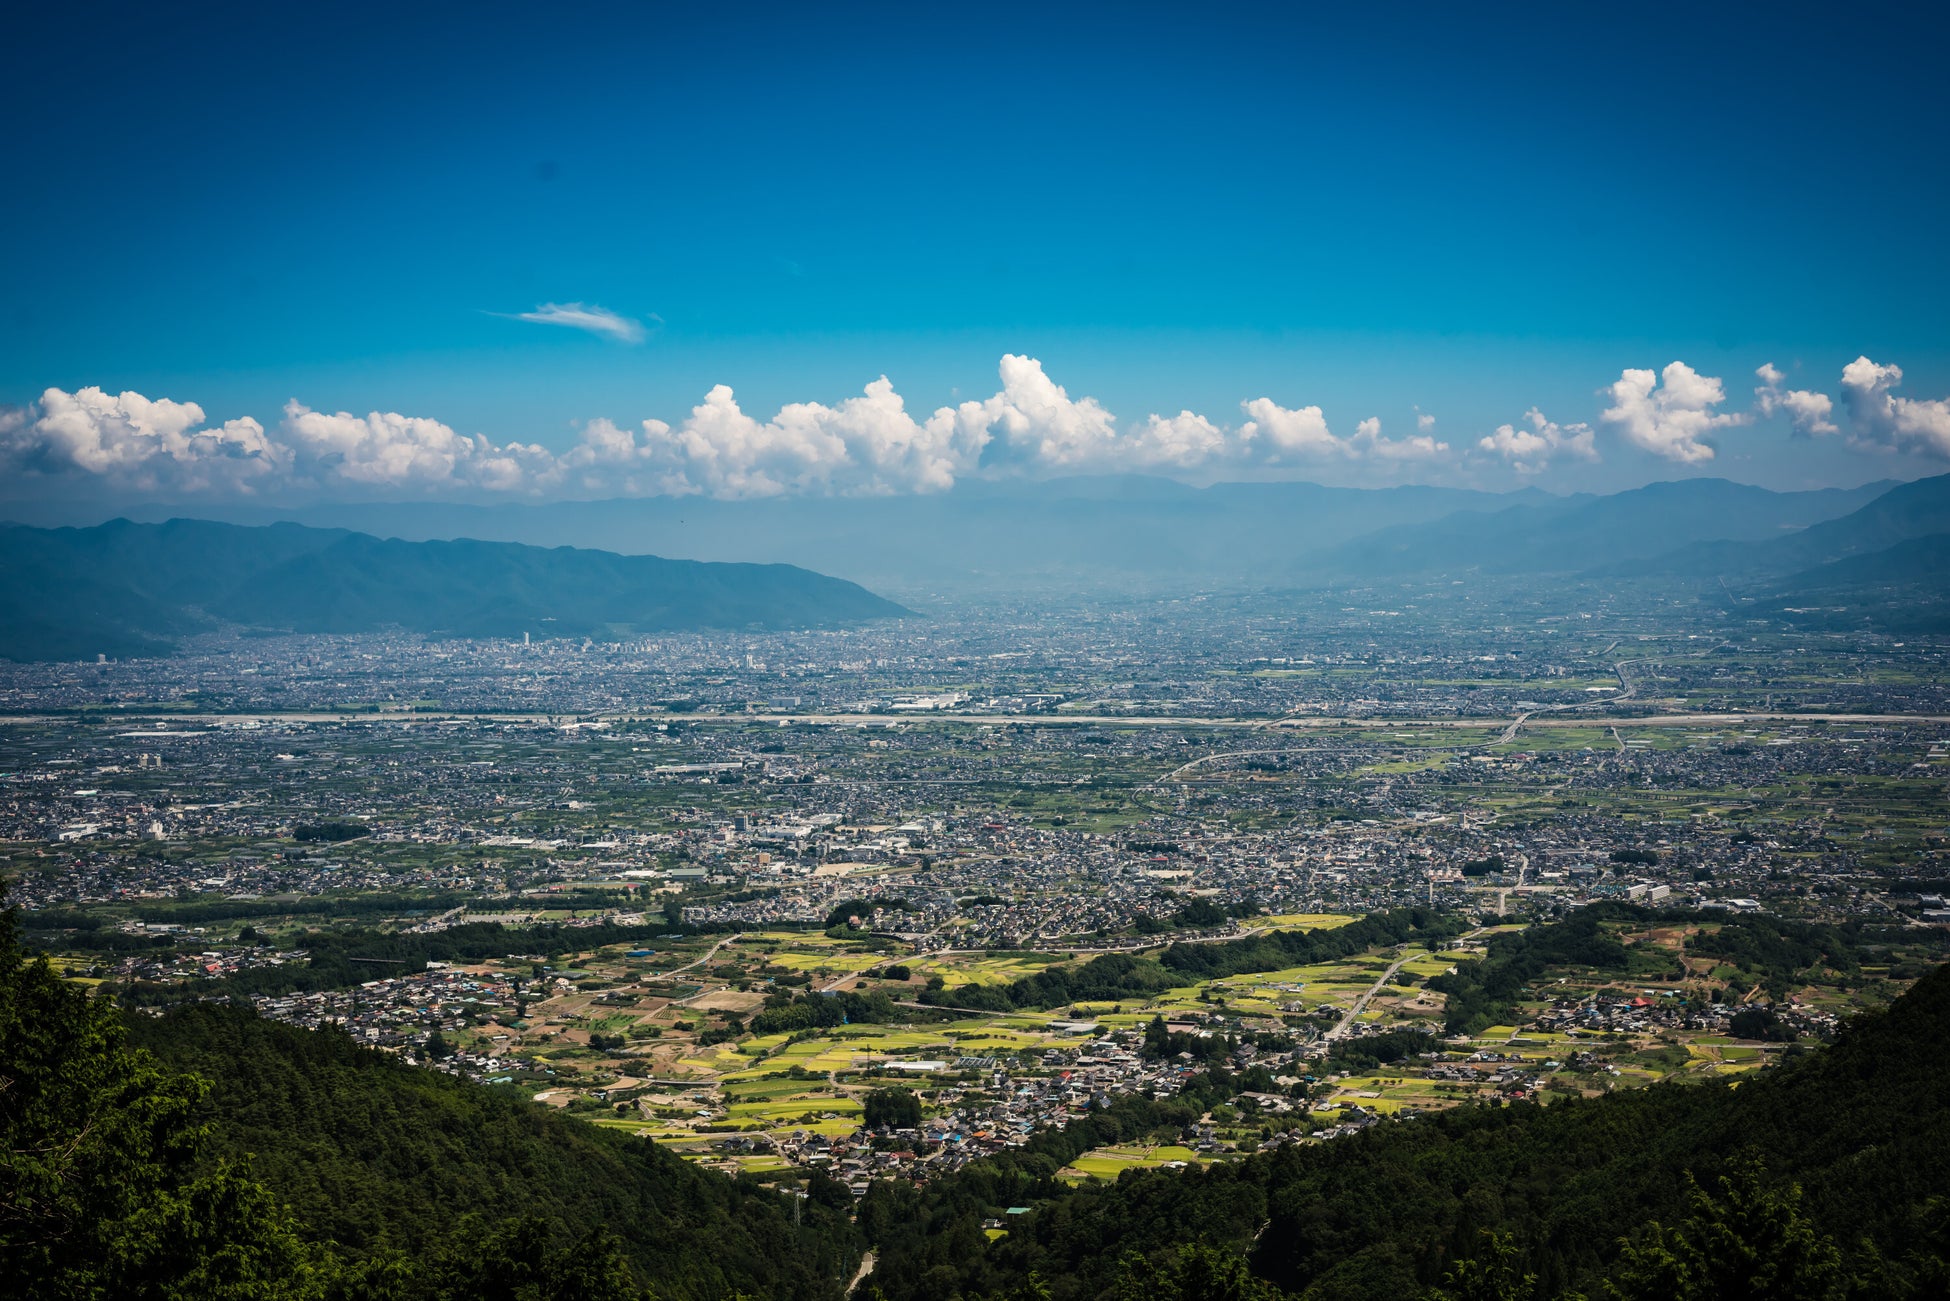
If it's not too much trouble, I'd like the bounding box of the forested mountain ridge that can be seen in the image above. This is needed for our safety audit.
[4,479,1552,595]
[1618,470,1950,580]
[0,517,909,661]
[0,890,859,1301]
[11,474,1910,595]
[128,1006,862,1299]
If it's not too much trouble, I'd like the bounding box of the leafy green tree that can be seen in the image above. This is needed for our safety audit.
[1002,1272,1053,1301]
[1727,1007,1793,1042]
[1110,1244,1285,1301]
[863,1087,923,1130]
[0,884,320,1299]
[1606,1159,1844,1301]
[1145,1014,1171,1057]
[1427,1232,1537,1301]
[418,1218,647,1301]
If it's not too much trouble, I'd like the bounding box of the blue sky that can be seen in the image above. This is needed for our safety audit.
[5,0,1947,503]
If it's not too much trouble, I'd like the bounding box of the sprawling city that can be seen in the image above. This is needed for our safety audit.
[10,585,1949,1208]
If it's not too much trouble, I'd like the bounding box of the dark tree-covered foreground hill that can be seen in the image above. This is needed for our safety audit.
[7,876,1950,1299]
[0,517,908,660]
[0,890,859,1301]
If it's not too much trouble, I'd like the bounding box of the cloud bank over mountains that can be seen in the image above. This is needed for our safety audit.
[2,354,1944,502]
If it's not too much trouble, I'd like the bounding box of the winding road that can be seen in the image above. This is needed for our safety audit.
[667,933,743,1005]
[847,1252,876,1296]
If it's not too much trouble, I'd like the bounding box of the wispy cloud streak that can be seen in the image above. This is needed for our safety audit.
[509,302,649,343]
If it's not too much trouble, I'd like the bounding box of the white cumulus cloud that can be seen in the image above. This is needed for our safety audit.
[1237,398,1343,459]
[512,302,649,344]
[1601,361,1746,463]
[545,360,1457,494]
[939,354,1120,471]
[1351,417,1449,462]
[1127,411,1232,468]
[1232,402,1451,465]
[545,376,978,499]
[1477,408,1598,474]
[1754,363,1838,436]
[1837,356,1950,459]
[0,386,287,493]
[279,402,554,493]
[1,356,1496,502]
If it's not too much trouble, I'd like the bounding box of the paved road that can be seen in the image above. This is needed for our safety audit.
[668,934,743,1005]
[1150,661,1950,781]
[1166,747,1302,781]
[1494,657,1643,742]
[1322,927,1487,1044]
[847,1252,876,1296]
[20,707,1949,730]
[1323,948,1417,1043]
[669,934,741,977]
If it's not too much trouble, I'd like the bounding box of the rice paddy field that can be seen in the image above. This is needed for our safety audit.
[904,952,1070,988]
[424,892,1941,1187]
[1061,1144,1205,1182]
[1258,913,1361,931]
[761,949,889,974]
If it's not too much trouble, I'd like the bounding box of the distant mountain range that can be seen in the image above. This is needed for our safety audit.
[1746,536,1950,634]
[5,472,1947,657]
[7,473,1927,596]
[6,476,1565,594]
[0,519,908,661]
[1586,473,1950,632]
[1313,477,1896,579]
[1612,472,1950,579]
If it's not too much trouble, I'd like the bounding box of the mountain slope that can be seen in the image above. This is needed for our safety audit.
[125,1005,859,1300]
[9,477,1556,592]
[1623,471,1950,579]
[1771,531,1950,590]
[1,885,859,1301]
[0,518,908,659]
[1742,532,1950,632]
[1313,478,1893,579]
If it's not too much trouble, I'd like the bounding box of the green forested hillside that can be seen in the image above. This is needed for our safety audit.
[128,1007,861,1300]
[0,891,857,1301]
[860,964,1950,1301]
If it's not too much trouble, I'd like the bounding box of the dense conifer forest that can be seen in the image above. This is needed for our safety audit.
[0,891,858,1301]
